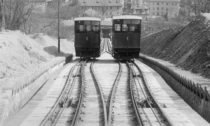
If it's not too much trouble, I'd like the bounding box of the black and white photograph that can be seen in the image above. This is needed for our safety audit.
[0,0,210,125]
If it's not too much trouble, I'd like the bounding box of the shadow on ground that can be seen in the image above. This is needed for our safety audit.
[95,59,116,64]
[44,46,71,57]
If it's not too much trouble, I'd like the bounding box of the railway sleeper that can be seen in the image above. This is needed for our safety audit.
[59,101,65,108]
[66,98,73,108]
[133,74,141,77]
[73,74,80,77]
[71,100,78,108]
[137,99,156,108]
[59,96,71,108]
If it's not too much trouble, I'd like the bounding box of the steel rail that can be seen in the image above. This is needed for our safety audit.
[101,38,112,55]
[105,39,112,54]
[104,39,107,53]
[131,69,153,125]
[90,61,108,126]
[51,63,81,126]
[107,39,112,54]
[39,61,80,126]
[126,62,144,126]
[71,60,87,126]
[101,39,107,54]
[107,61,122,126]
[132,60,164,126]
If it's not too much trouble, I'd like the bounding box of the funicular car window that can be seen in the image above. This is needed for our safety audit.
[86,25,91,31]
[113,19,140,32]
[122,20,131,32]
[129,24,140,32]
[130,19,140,32]
[114,24,121,31]
[76,20,101,32]
[122,24,128,31]
[79,25,85,32]
[75,21,85,32]
[84,21,91,32]
[129,25,135,31]
[93,25,100,32]
[92,21,100,32]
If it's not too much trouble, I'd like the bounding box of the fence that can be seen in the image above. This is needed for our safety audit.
[140,56,210,122]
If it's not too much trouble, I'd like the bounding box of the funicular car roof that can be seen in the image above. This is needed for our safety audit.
[74,17,101,21]
[113,15,142,20]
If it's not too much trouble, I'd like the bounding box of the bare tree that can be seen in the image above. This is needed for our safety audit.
[204,0,210,12]
[84,8,100,17]
[101,1,107,18]
[0,0,5,31]
[0,0,33,30]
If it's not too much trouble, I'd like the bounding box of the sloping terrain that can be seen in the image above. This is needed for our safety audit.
[0,31,74,123]
[141,15,210,78]
[0,31,74,87]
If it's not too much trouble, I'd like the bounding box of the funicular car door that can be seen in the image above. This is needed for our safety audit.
[127,19,141,49]
[90,21,100,49]
[84,21,92,49]
[84,21,100,49]
[122,19,130,49]
[75,21,86,48]
[113,19,125,49]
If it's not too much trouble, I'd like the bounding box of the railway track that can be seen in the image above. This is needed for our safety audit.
[127,60,168,126]
[107,62,140,126]
[105,60,168,126]
[36,58,169,126]
[39,61,82,126]
[107,61,122,125]
[105,39,112,54]
[71,60,107,126]
[90,61,108,126]
[101,38,112,54]
[100,39,106,54]
[107,40,112,54]
[70,60,86,126]
[55,63,83,125]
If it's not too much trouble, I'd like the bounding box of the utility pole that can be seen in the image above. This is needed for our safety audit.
[1,0,5,31]
[57,0,60,53]
[9,0,12,22]
[193,0,198,16]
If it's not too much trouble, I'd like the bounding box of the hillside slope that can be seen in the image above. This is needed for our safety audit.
[0,31,74,87]
[141,16,210,77]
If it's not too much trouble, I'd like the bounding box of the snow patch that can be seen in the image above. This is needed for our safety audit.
[62,20,74,26]
[0,30,74,123]
[202,13,210,27]
[0,31,74,84]
[202,13,210,21]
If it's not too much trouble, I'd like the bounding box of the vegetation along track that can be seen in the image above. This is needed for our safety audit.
[39,60,82,126]
[128,60,169,126]
[71,60,107,126]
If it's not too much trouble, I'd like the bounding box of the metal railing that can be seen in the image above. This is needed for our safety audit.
[139,56,210,122]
